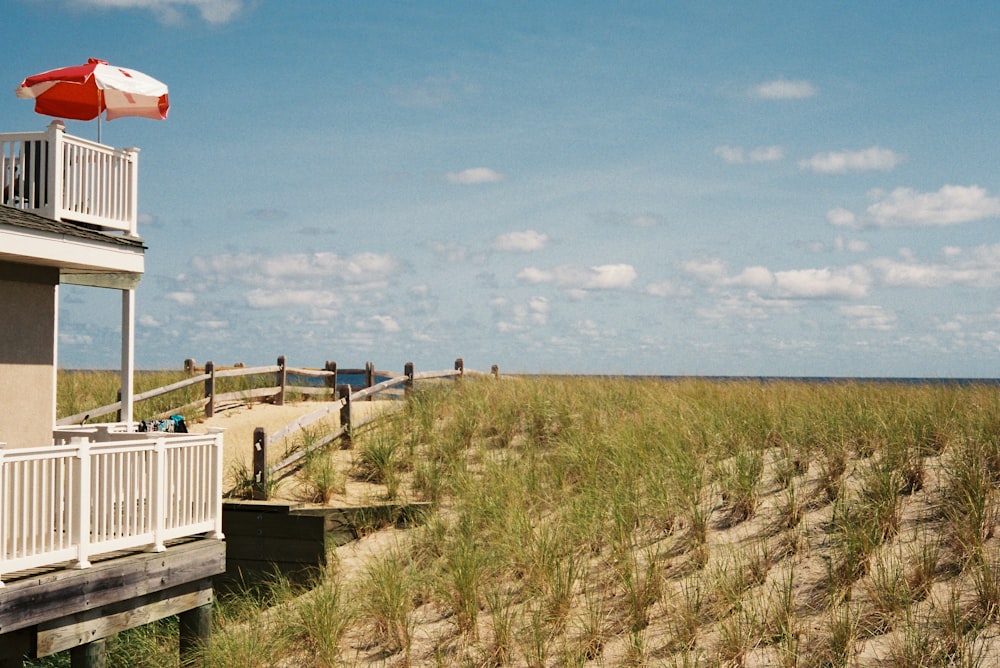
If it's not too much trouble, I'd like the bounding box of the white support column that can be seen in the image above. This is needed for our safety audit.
[121,288,136,428]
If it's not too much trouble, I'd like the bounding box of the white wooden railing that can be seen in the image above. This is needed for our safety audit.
[0,428,223,586]
[0,120,139,236]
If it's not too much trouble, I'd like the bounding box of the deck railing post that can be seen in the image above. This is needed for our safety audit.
[208,428,226,539]
[44,120,64,221]
[204,361,215,418]
[124,147,140,238]
[338,384,353,448]
[275,356,287,406]
[404,362,414,396]
[365,361,375,401]
[74,440,92,569]
[324,360,338,393]
[0,449,6,588]
[151,437,167,552]
[252,428,268,500]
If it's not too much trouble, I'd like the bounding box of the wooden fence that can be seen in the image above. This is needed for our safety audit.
[56,357,475,427]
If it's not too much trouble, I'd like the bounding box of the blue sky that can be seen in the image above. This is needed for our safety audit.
[4,1,1000,377]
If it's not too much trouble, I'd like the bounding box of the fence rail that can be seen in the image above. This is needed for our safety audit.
[0,431,224,586]
[57,356,475,426]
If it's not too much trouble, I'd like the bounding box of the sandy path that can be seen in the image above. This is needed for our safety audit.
[186,399,397,488]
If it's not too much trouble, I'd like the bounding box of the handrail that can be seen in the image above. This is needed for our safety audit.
[0,431,224,585]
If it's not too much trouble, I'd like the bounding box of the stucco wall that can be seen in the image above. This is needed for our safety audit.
[0,262,58,448]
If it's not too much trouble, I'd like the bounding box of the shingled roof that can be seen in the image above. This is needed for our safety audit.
[0,204,146,250]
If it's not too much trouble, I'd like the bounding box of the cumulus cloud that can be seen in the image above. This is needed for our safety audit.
[445,167,505,184]
[840,305,897,331]
[74,0,244,24]
[493,296,551,332]
[193,252,400,284]
[370,315,401,332]
[493,230,549,252]
[869,243,1000,288]
[245,289,342,309]
[517,264,637,291]
[684,258,871,300]
[830,185,1000,229]
[165,291,196,305]
[715,145,785,164]
[752,78,817,100]
[799,146,904,174]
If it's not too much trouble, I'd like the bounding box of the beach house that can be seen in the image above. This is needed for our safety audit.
[0,121,224,666]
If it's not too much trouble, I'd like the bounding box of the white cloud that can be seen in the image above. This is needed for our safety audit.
[445,167,505,184]
[493,230,549,252]
[771,267,871,299]
[139,314,162,327]
[245,289,342,309]
[370,315,401,332]
[192,252,400,286]
[835,237,870,253]
[644,280,686,297]
[516,267,554,284]
[517,264,637,291]
[840,305,897,331]
[165,291,196,305]
[752,78,817,100]
[799,146,904,174]
[715,144,785,164]
[74,0,244,24]
[682,258,729,281]
[686,258,871,300]
[869,244,1000,288]
[60,332,93,345]
[830,185,1000,229]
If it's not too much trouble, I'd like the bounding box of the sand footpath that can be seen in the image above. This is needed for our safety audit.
[186,399,397,488]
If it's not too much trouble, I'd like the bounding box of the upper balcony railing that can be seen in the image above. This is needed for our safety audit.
[0,120,139,237]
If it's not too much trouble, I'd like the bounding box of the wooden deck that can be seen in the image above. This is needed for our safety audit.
[0,537,224,665]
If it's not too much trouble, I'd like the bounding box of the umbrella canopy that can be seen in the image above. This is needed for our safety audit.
[15,58,169,122]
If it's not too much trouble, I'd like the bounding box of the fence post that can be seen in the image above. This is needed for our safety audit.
[492,364,500,378]
[184,358,196,375]
[365,361,375,401]
[116,388,122,423]
[253,427,268,500]
[338,384,353,448]
[324,360,338,393]
[404,362,414,396]
[455,358,464,378]
[204,361,215,418]
[275,355,287,406]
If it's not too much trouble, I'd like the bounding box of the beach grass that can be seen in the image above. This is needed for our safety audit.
[33,373,1000,666]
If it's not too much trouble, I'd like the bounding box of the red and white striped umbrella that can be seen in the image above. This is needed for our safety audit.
[15,58,169,124]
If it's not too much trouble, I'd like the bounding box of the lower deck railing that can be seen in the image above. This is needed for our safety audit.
[0,428,223,586]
